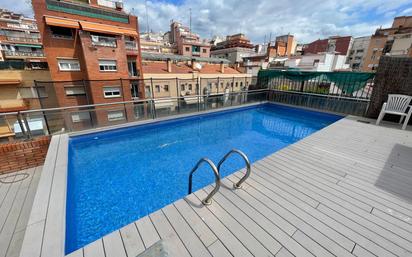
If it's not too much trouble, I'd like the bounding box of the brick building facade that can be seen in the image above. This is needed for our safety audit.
[31,0,145,126]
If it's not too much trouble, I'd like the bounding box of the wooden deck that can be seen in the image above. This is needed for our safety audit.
[19,115,412,257]
[0,167,42,257]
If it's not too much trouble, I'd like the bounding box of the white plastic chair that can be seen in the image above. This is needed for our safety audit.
[376,94,412,130]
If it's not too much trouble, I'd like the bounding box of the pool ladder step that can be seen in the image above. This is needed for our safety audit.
[188,149,251,205]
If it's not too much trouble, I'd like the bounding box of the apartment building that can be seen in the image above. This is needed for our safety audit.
[0,9,46,68]
[140,32,176,54]
[363,16,412,71]
[272,34,297,57]
[170,21,210,58]
[285,53,350,71]
[140,52,251,113]
[303,36,353,57]
[210,34,255,63]
[347,36,371,71]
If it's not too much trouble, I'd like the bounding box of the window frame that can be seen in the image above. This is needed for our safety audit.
[99,60,117,72]
[103,86,122,98]
[107,110,125,121]
[64,86,87,96]
[57,58,81,71]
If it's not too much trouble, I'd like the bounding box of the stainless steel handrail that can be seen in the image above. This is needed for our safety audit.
[188,158,221,205]
[217,149,251,189]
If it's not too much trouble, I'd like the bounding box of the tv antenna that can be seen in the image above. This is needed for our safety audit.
[145,0,150,35]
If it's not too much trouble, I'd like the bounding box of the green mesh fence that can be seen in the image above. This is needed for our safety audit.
[257,69,375,98]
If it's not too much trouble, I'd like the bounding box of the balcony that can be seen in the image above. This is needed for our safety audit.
[125,40,138,50]
[3,50,45,58]
[6,36,41,43]
[45,0,129,23]
[91,35,117,47]
[6,23,38,30]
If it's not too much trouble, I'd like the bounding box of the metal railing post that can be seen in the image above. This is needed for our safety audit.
[176,77,180,113]
[21,113,32,139]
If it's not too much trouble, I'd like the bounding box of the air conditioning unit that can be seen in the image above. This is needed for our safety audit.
[115,1,123,10]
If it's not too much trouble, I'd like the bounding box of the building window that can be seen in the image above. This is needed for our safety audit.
[65,86,86,96]
[240,82,243,88]
[155,85,160,93]
[192,46,200,53]
[164,85,169,92]
[57,59,81,71]
[128,60,138,77]
[103,86,121,98]
[107,110,125,121]
[99,60,117,71]
[71,112,90,123]
[235,82,238,88]
[188,84,192,90]
[180,84,185,91]
[202,49,207,53]
[50,26,73,39]
[185,47,190,52]
[91,34,117,47]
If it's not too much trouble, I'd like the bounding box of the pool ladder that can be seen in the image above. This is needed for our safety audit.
[188,149,251,205]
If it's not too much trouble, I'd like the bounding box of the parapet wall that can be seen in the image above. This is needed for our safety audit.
[0,136,50,174]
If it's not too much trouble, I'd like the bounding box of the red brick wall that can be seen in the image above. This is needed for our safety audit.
[0,136,51,174]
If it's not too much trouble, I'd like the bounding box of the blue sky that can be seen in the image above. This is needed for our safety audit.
[6,0,412,43]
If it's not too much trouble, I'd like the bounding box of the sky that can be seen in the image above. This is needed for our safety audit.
[5,0,412,44]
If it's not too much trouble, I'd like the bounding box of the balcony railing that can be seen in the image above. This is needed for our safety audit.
[45,0,129,23]
[125,40,138,50]
[91,35,117,47]
[3,50,45,57]
[6,36,41,43]
[7,23,38,30]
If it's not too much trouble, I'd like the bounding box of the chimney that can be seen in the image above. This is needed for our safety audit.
[220,61,225,73]
[167,58,172,73]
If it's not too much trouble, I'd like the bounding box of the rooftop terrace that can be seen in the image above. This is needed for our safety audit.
[2,109,411,257]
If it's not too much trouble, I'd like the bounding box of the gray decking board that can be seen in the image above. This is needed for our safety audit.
[0,166,42,257]
[16,116,412,257]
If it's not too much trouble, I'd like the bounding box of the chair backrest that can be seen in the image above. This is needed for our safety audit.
[386,94,412,113]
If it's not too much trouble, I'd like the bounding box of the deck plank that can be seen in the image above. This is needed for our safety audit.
[119,223,144,257]
[102,231,127,257]
[0,169,35,257]
[135,216,160,249]
[149,210,191,257]
[162,203,212,257]
[83,239,105,257]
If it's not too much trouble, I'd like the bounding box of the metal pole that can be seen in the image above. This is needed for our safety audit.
[16,112,26,138]
[120,78,129,121]
[22,113,32,139]
[150,78,156,118]
[176,77,180,113]
[33,80,51,136]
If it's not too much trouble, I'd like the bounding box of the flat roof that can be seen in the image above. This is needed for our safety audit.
[141,52,230,64]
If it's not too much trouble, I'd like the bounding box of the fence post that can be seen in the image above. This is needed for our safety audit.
[33,80,51,136]
[21,113,32,140]
[176,77,180,113]
[231,77,235,106]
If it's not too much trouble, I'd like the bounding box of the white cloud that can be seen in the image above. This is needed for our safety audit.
[3,0,410,43]
[126,0,411,43]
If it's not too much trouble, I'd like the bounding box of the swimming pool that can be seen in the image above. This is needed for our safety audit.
[66,103,342,253]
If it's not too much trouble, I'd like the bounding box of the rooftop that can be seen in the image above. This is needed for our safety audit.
[7,110,412,257]
[142,62,241,74]
[141,52,231,64]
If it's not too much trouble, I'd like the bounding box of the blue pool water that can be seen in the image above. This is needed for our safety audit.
[66,103,342,253]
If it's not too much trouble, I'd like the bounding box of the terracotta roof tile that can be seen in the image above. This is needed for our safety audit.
[142,62,241,75]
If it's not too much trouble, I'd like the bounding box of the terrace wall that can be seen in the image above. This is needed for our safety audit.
[367,56,412,118]
[0,136,50,174]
